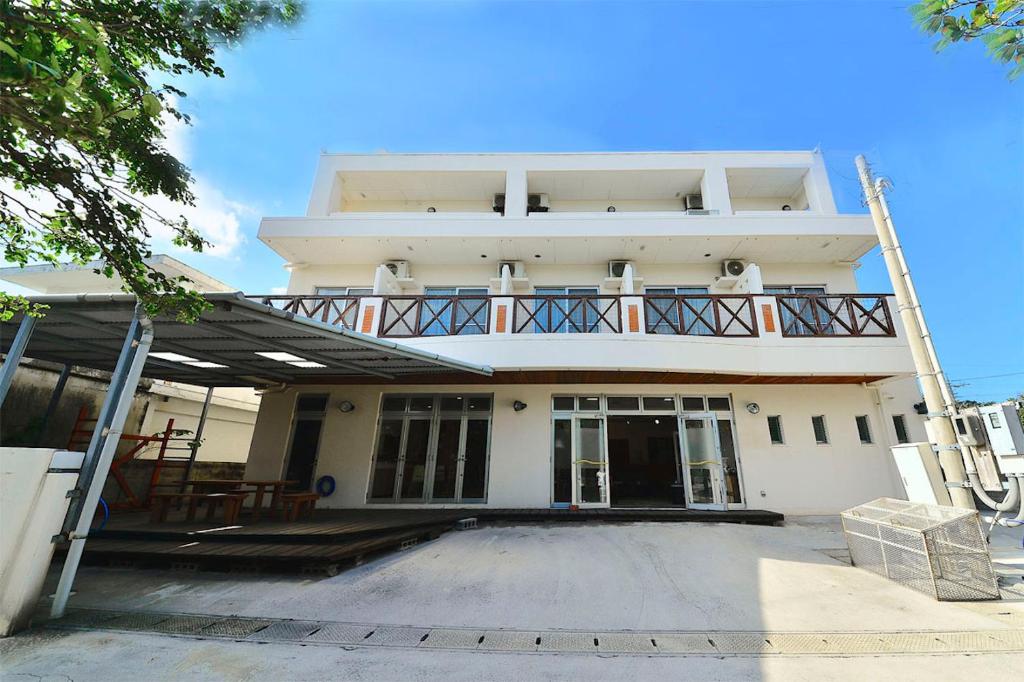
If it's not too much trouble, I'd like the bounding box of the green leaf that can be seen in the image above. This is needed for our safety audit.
[142,93,162,117]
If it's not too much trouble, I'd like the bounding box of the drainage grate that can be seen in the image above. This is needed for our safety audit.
[477,630,542,652]
[536,631,599,652]
[199,618,272,639]
[363,626,431,647]
[249,620,321,642]
[305,623,376,645]
[150,615,222,636]
[418,628,485,649]
[42,610,1024,657]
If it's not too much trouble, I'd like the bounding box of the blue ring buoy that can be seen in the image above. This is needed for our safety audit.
[95,497,110,530]
[316,475,336,497]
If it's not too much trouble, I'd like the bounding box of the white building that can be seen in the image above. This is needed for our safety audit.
[242,151,924,515]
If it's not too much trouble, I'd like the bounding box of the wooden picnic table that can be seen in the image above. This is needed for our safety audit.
[186,479,298,521]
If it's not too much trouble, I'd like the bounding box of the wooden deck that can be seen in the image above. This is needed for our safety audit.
[76,507,783,574]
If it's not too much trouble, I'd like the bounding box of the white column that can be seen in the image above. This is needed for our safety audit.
[701,166,732,215]
[504,169,528,217]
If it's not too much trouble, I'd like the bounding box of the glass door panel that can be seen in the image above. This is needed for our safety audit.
[399,419,431,500]
[461,419,490,500]
[717,418,744,505]
[552,419,573,504]
[370,419,403,499]
[576,417,608,505]
[679,415,724,508]
[431,418,462,500]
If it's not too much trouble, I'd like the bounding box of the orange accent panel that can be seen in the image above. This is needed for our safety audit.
[496,305,507,333]
[361,305,376,334]
[761,304,775,333]
[628,304,639,333]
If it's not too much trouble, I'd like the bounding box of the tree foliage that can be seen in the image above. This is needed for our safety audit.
[911,0,1024,79]
[0,1,301,322]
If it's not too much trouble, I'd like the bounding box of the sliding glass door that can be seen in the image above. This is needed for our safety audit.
[551,414,609,507]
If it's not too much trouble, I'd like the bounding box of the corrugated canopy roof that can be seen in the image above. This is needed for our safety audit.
[0,293,492,387]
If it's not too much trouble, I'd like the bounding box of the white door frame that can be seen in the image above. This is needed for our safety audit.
[677,412,728,511]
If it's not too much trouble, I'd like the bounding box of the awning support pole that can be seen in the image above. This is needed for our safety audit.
[35,363,72,446]
[0,314,37,409]
[180,386,214,492]
[50,306,154,618]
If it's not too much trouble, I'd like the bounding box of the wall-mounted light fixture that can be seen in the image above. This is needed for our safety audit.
[426,207,437,213]
[781,204,792,211]
[745,402,760,415]
[338,400,356,413]
[606,205,616,212]
[513,400,528,412]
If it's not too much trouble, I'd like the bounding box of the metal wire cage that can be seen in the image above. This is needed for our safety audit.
[841,498,1000,601]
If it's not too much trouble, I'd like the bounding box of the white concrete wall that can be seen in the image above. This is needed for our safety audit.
[0,448,81,635]
[138,385,259,464]
[246,382,925,516]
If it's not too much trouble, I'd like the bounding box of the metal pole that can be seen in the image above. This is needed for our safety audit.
[181,386,214,491]
[35,363,71,446]
[0,314,37,409]
[50,307,154,618]
[855,155,973,509]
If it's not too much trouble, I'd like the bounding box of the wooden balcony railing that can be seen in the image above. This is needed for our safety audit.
[644,295,758,337]
[246,293,896,339]
[379,296,490,338]
[249,295,362,329]
[511,295,622,334]
[774,294,895,337]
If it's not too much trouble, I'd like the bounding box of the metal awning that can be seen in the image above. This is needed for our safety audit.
[0,292,492,386]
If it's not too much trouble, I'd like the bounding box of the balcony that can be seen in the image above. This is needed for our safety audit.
[248,292,911,380]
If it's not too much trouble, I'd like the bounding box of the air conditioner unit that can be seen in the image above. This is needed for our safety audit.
[684,193,703,211]
[497,261,525,278]
[492,193,506,214]
[383,260,410,279]
[721,259,747,278]
[608,260,633,279]
[953,413,987,447]
[527,193,550,213]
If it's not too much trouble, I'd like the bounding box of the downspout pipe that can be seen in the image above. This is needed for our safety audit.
[855,155,973,509]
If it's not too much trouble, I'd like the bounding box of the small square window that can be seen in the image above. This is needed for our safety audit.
[988,413,1002,429]
[408,396,434,412]
[893,415,909,444]
[811,415,829,444]
[552,396,575,411]
[467,396,492,412]
[855,415,873,444]
[607,396,641,411]
[642,396,676,411]
[577,396,601,411]
[767,415,784,445]
[382,396,407,412]
[707,397,731,411]
[681,397,705,411]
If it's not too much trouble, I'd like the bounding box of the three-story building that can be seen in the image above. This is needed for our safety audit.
[244,151,926,515]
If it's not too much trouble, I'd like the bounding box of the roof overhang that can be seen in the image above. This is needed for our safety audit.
[0,254,236,294]
[0,293,493,387]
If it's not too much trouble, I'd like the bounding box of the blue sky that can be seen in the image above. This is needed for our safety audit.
[96,2,1024,400]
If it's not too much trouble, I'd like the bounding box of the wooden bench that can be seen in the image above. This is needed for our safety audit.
[279,492,319,522]
[150,492,249,525]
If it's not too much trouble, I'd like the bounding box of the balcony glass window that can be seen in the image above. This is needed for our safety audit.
[645,287,713,335]
[315,286,372,296]
[766,286,827,336]
[533,287,601,333]
[420,287,489,336]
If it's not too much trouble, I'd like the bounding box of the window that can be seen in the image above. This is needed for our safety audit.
[552,396,575,411]
[893,415,910,444]
[988,412,1002,429]
[767,415,785,445]
[607,396,640,411]
[642,396,677,412]
[421,287,489,336]
[533,287,603,333]
[315,286,372,296]
[284,394,328,491]
[855,415,873,444]
[369,394,492,503]
[765,285,829,336]
[707,397,732,412]
[681,396,705,411]
[811,415,829,444]
[645,287,713,335]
